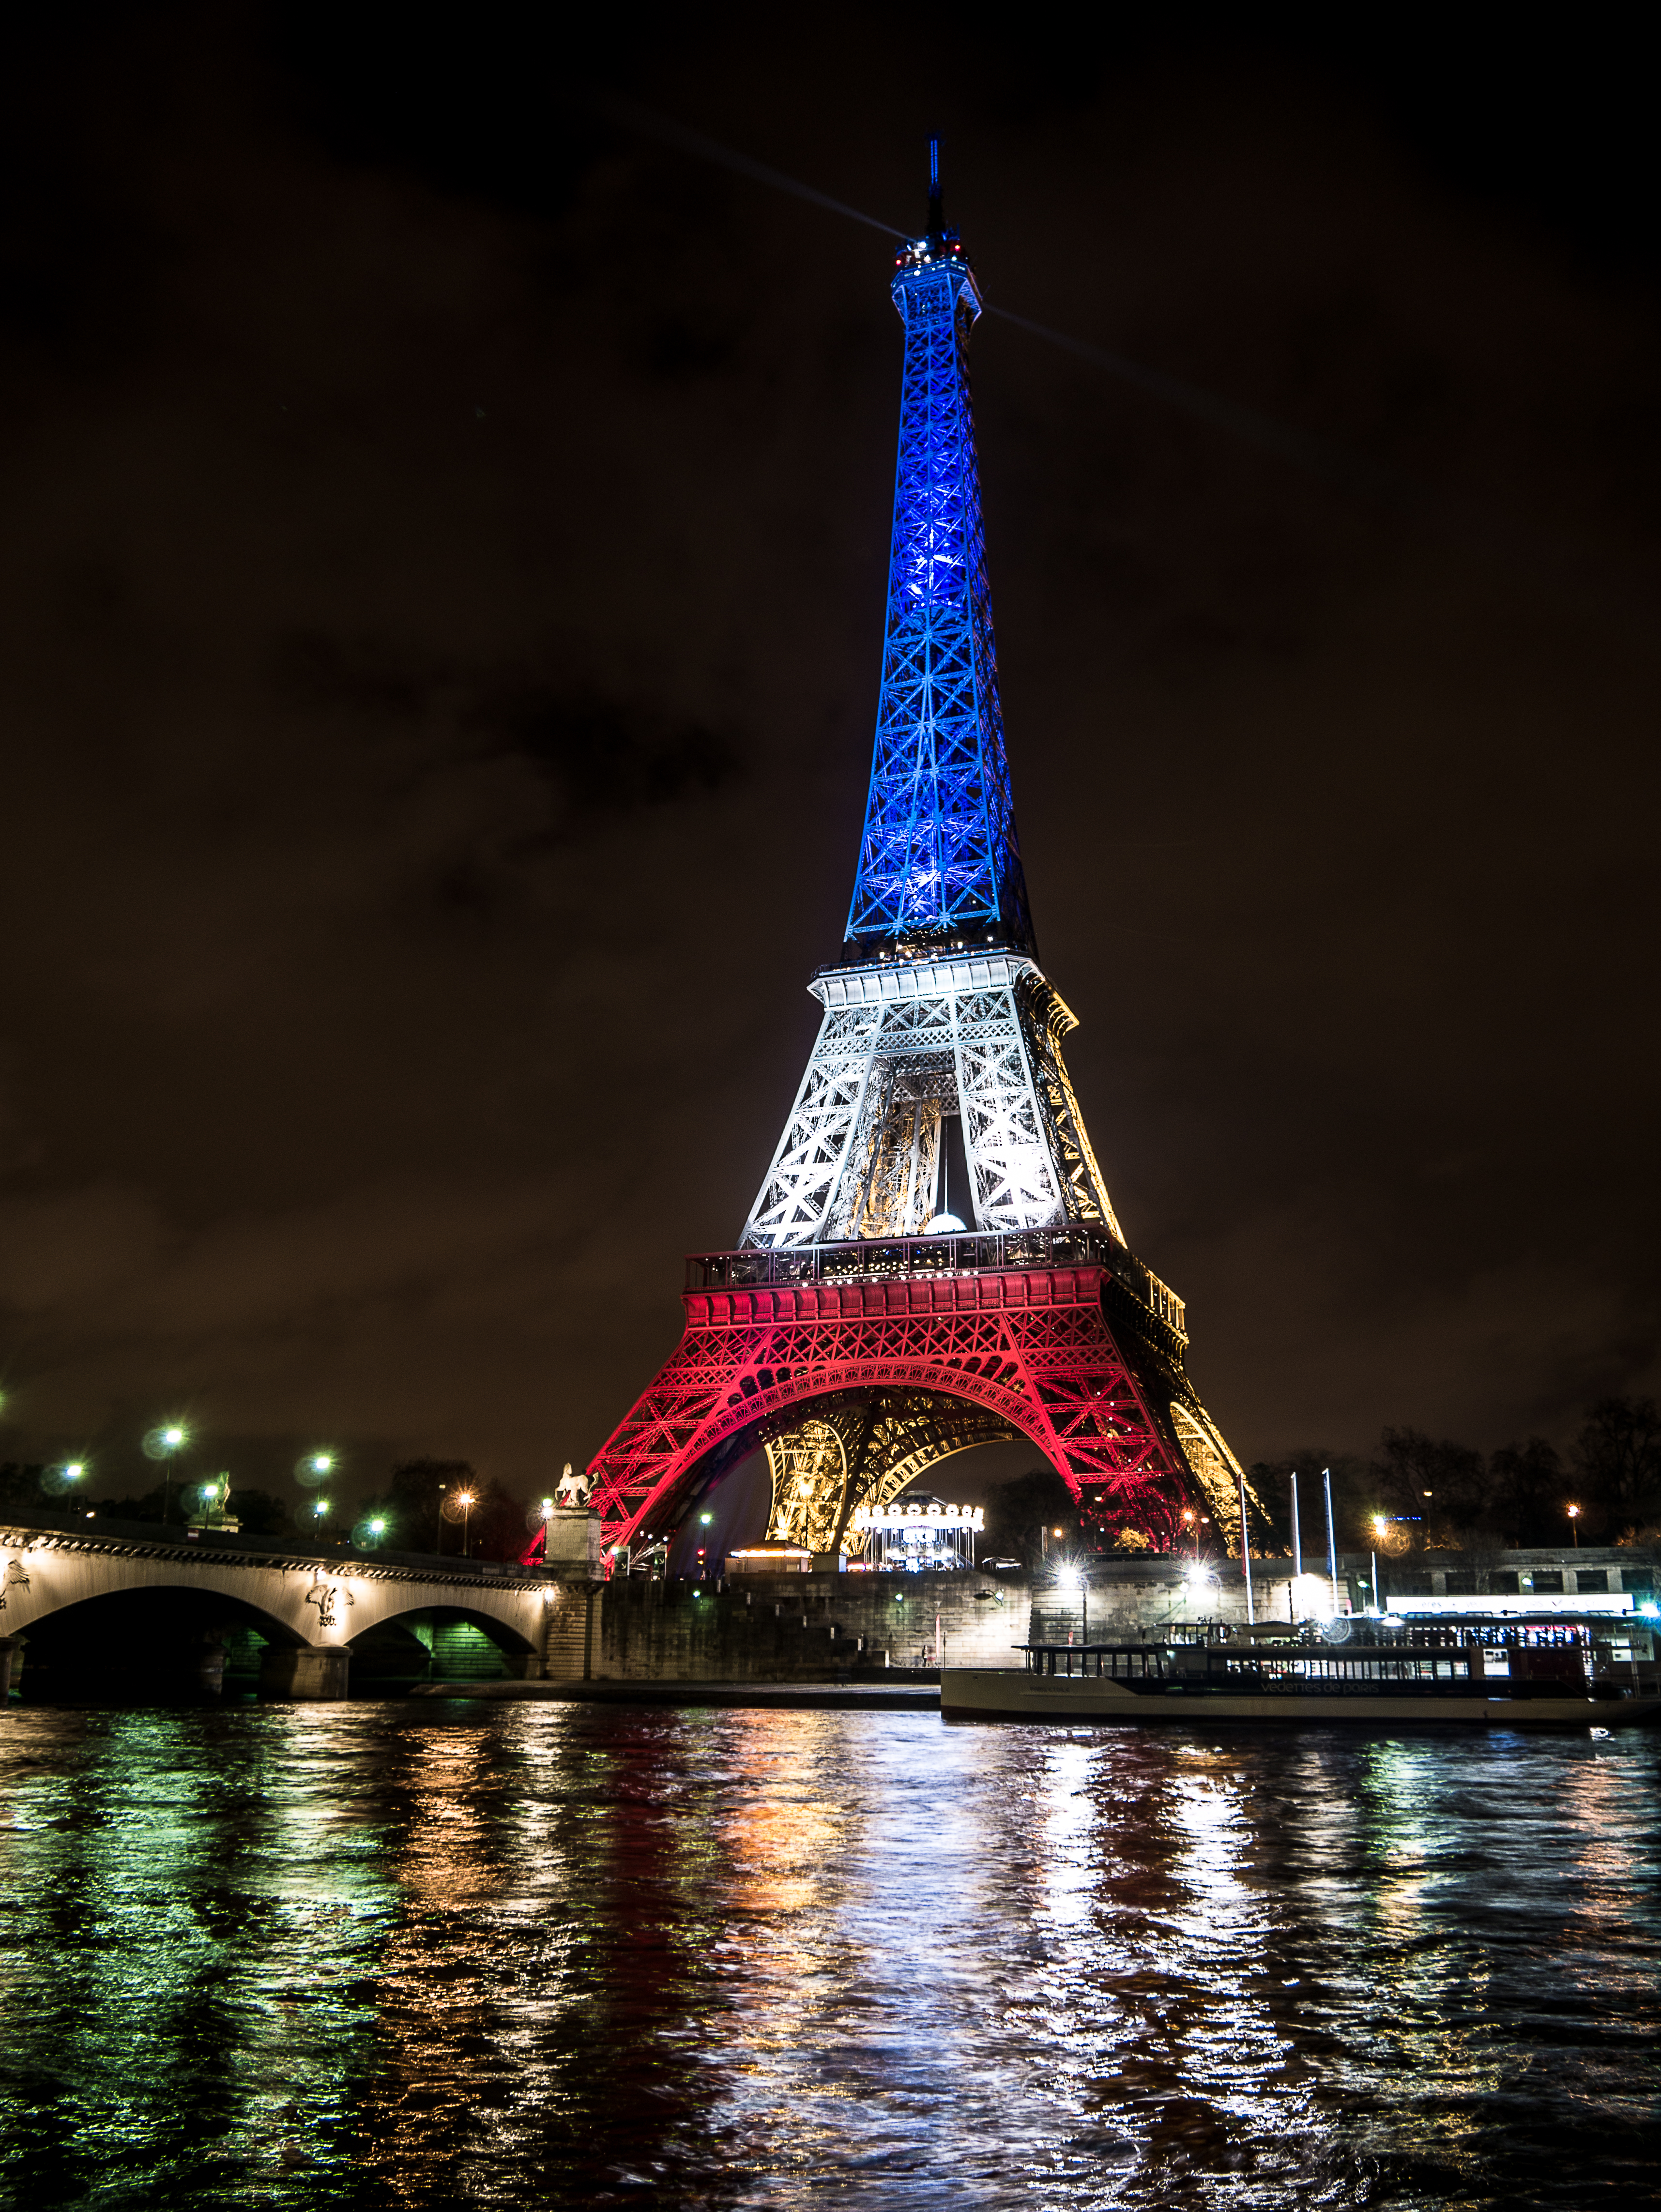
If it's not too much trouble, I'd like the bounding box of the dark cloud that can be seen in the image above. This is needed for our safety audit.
[0,5,1656,1509]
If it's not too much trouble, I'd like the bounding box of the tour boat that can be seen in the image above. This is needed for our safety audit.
[942,1620,1661,1728]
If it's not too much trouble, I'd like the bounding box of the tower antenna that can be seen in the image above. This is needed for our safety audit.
[928,137,943,238]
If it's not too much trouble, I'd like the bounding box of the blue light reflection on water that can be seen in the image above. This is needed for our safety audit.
[0,1706,1656,2209]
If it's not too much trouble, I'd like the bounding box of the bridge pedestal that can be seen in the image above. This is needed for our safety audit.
[260,1643,350,1700]
[0,1633,20,1700]
[541,1582,600,1681]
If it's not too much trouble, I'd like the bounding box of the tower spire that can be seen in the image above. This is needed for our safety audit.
[844,152,1034,959]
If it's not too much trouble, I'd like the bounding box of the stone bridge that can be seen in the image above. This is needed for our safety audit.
[0,1507,602,1700]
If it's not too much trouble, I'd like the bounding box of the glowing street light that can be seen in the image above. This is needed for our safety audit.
[143,1422,190,1526]
[1056,1563,1088,1644]
[1567,1503,1581,1548]
[1367,1517,1385,1611]
[40,1458,90,1504]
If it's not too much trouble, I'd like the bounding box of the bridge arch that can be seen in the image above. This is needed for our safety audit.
[3,1575,305,1645]
[584,1266,1200,1556]
[1,1525,555,1699]
[5,1579,309,1700]
[348,1601,538,1690]
[613,1358,1179,1556]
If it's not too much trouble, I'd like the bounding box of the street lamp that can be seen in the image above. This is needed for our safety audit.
[41,1459,88,1502]
[437,1479,477,1556]
[1058,1565,1088,1644]
[1182,1507,1198,1560]
[1567,1503,1581,1548]
[143,1423,190,1526]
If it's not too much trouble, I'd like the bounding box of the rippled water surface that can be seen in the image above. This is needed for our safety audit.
[0,1703,1657,2209]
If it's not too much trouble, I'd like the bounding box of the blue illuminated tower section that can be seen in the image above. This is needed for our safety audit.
[845,150,1034,957]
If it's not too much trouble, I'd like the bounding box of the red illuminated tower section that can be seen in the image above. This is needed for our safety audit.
[548,153,1249,1566]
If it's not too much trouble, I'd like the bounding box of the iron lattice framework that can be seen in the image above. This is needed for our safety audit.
[581,1243,1244,1557]
[739,950,1124,1249]
[762,1388,1013,1556]
[844,218,1032,956]
[541,156,1251,1568]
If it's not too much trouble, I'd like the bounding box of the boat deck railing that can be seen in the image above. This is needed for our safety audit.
[1024,1642,1492,1687]
[1015,1640,1645,1695]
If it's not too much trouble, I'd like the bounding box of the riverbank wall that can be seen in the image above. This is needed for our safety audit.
[570,1569,1030,1682]
[537,1543,1656,1683]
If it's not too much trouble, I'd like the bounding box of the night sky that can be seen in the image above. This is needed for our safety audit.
[2,6,1657,1511]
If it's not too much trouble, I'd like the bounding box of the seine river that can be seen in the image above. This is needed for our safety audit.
[0,1703,1655,2210]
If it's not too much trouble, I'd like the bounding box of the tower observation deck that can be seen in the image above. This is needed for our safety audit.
[561,148,1251,1568]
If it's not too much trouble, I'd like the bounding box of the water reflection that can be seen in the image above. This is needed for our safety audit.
[0,1707,1656,2208]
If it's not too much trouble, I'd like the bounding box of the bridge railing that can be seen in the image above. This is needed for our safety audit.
[0,1506,551,1581]
[686,1228,1187,1341]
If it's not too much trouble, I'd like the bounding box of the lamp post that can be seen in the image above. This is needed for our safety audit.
[1290,1470,1304,1624]
[1323,1467,1340,1617]
[1290,1471,1303,1580]
[1182,1507,1198,1560]
[1059,1566,1084,1647]
[42,1459,88,1507]
[1567,1504,1581,1548]
[144,1423,189,1526]
[161,1425,185,1524]
[456,1490,475,1558]
[1369,1517,1386,1612]
[1236,1467,1256,1626]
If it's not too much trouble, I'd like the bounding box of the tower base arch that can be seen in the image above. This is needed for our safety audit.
[578,1233,1248,1561]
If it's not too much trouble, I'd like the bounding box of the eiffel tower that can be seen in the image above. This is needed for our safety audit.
[569,148,1247,1567]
